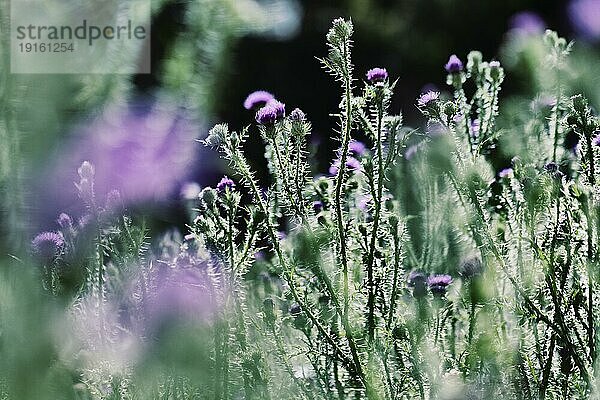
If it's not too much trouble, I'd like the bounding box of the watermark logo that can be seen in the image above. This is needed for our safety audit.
[10,0,151,74]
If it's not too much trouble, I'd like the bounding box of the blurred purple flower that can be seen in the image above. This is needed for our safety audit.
[217,176,235,192]
[366,67,388,83]
[569,0,600,41]
[45,102,198,210]
[32,231,64,260]
[499,168,514,178]
[144,264,214,326]
[592,131,600,146]
[244,90,275,110]
[349,140,367,156]
[427,274,453,296]
[180,182,201,200]
[328,156,361,175]
[509,11,545,35]
[444,55,463,73]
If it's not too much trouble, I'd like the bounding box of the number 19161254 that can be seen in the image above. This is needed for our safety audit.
[18,42,75,52]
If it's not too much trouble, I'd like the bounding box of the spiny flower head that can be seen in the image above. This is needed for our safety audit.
[32,231,65,261]
[366,67,388,83]
[290,108,306,122]
[217,176,235,192]
[444,54,463,73]
[427,274,453,296]
[459,256,483,279]
[417,91,440,107]
[266,100,286,118]
[256,105,279,125]
[244,90,275,110]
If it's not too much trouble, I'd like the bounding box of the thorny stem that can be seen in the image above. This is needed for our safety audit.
[366,102,384,342]
[386,227,401,330]
[328,40,372,394]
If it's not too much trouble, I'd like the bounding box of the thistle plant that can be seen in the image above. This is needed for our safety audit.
[13,17,600,400]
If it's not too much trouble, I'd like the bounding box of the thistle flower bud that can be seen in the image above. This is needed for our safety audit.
[467,51,483,75]
[408,270,427,298]
[289,108,306,122]
[200,187,217,207]
[488,60,504,83]
[205,123,228,147]
[444,54,463,74]
[458,256,483,280]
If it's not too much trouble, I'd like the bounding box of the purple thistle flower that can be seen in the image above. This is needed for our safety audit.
[290,108,306,122]
[509,11,545,35]
[244,90,275,110]
[349,140,367,156]
[256,105,279,125]
[57,213,73,229]
[267,100,286,118]
[366,67,388,83]
[444,54,464,73]
[32,231,64,260]
[498,168,514,178]
[217,176,235,192]
[313,200,324,213]
[427,274,453,296]
[592,131,600,146]
[417,91,440,108]
[329,156,361,175]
